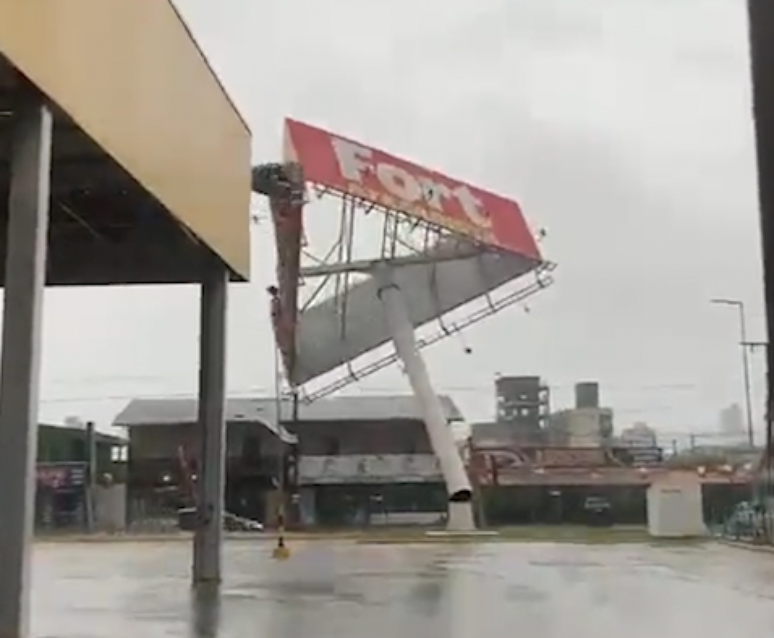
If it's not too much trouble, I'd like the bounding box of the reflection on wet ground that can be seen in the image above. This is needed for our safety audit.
[32,540,774,637]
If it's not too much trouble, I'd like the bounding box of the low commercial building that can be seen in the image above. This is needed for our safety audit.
[290,395,461,527]
[35,423,126,531]
[113,398,296,529]
[466,441,749,525]
[114,394,462,528]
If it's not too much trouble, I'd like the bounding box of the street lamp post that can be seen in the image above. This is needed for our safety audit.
[711,298,755,447]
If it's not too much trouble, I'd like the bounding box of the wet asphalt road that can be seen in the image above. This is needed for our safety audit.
[32,540,774,638]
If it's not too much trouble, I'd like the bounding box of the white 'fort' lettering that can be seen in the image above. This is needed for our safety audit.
[331,137,491,229]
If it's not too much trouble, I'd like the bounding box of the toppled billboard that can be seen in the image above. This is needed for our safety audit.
[262,118,550,392]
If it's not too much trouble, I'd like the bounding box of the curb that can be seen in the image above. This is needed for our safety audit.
[714,537,774,554]
[35,533,271,544]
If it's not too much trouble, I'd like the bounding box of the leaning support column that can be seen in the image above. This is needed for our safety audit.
[192,252,229,585]
[0,87,53,638]
[375,265,475,531]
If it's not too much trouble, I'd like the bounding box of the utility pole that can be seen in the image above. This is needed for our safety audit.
[711,299,755,447]
[85,421,97,533]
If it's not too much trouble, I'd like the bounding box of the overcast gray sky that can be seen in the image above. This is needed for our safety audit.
[36,0,765,441]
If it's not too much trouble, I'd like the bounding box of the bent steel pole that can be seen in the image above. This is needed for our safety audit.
[0,88,53,638]
[375,264,475,531]
[192,253,228,585]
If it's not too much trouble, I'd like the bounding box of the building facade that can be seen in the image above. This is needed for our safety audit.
[287,395,460,527]
[546,407,614,447]
[115,394,461,529]
[114,398,296,528]
[35,423,126,531]
[619,422,658,448]
[494,375,550,444]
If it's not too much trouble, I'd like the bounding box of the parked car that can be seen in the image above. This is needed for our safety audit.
[177,507,264,532]
[583,495,613,527]
[225,512,264,532]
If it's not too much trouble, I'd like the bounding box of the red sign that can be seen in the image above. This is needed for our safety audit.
[37,466,67,489]
[36,463,86,490]
[283,118,542,260]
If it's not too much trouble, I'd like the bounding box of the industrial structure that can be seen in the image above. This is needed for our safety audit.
[473,379,612,448]
[253,119,554,531]
[494,375,550,443]
[0,1,251,635]
[545,382,612,447]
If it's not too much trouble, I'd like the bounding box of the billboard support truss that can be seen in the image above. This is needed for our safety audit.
[299,259,555,403]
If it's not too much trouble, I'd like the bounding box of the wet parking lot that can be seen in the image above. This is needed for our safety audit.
[32,539,774,638]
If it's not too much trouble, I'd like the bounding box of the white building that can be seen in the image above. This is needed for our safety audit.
[718,403,745,439]
[620,422,658,449]
[547,407,613,447]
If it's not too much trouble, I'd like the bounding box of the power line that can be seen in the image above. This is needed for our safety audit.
[38,387,270,405]
[36,381,707,406]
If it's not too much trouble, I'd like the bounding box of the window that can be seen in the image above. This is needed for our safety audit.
[110,445,128,462]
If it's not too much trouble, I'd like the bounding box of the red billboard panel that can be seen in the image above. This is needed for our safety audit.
[283,118,541,261]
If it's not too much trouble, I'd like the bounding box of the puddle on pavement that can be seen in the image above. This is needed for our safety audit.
[30,541,774,638]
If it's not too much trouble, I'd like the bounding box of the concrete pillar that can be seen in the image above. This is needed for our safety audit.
[375,265,475,531]
[0,89,53,638]
[192,254,228,585]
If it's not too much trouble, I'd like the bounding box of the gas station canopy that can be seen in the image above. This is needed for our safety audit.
[0,0,252,285]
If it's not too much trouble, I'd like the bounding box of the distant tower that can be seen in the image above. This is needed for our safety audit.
[575,381,600,409]
[718,403,744,438]
[495,375,550,443]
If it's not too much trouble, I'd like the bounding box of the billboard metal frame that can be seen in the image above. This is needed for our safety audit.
[255,117,554,531]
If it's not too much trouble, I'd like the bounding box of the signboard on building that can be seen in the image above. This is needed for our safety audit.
[36,463,87,491]
[470,445,664,473]
[622,447,663,467]
[298,454,442,485]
